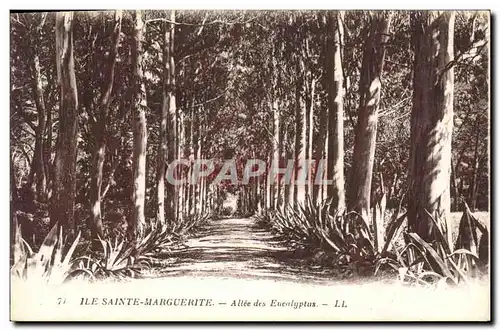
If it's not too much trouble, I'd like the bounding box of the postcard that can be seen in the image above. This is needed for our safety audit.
[9,9,490,322]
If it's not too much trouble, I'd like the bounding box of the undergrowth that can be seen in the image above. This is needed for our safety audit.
[256,195,489,287]
[10,211,212,284]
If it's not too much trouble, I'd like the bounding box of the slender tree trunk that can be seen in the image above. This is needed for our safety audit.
[200,169,206,214]
[199,118,206,215]
[156,15,171,225]
[90,11,122,240]
[130,10,148,237]
[324,11,346,212]
[272,99,280,209]
[289,117,296,206]
[295,59,307,205]
[11,155,19,211]
[166,10,177,223]
[470,125,480,211]
[27,15,49,202]
[283,123,290,207]
[251,151,258,213]
[312,26,330,205]
[177,108,185,221]
[187,107,195,215]
[307,76,316,199]
[348,12,392,222]
[321,128,329,202]
[451,157,459,211]
[408,11,455,242]
[44,95,52,193]
[265,154,272,209]
[31,52,47,202]
[313,46,328,203]
[195,115,202,214]
[50,12,79,236]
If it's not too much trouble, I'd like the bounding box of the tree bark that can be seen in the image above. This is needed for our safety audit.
[348,12,392,222]
[321,128,329,202]
[195,114,202,214]
[272,99,280,209]
[31,53,47,202]
[130,10,148,237]
[89,11,122,240]
[288,115,296,206]
[307,76,316,199]
[187,106,195,215]
[50,12,79,236]
[29,15,49,202]
[311,125,325,203]
[265,154,272,209]
[166,10,177,224]
[156,13,173,225]
[295,57,307,205]
[470,122,480,211]
[177,108,185,221]
[325,11,347,212]
[408,11,455,242]
[450,157,460,211]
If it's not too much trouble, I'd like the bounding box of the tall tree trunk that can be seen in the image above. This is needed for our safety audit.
[283,123,290,207]
[177,108,185,221]
[29,15,49,202]
[321,128,329,202]
[11,155,19,211]
[90,11,122,240]
[288,117,296,206]
[256,173,262,213]
[325,11,346,212]
[312,119,326,203]
[470,123,480,211]
[50,12,79,236]
[450,157,460,211]
[156,15,170,225]
[307,76,316,199]
[187,106,195,215]
[166,10,177,223]
[195,114,202,214]
[348,12,392,222]
[32,53,47,202]
[408,11,455,242]
[44,94,52,191]
[272,99,280,209]
[295,60,307,205]
[313,30,328,203]
[130,10,148,237]
[265,154,272,209]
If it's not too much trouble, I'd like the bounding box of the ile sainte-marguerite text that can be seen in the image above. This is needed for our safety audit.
[80,297,214,306]
[79,297,347,309]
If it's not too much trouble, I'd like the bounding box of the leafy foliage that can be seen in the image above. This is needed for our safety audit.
[258,195,406,274]
[375,202,489,286]
[11,221,81,284]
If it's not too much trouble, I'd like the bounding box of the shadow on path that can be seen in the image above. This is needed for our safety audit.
[154,217,339,284]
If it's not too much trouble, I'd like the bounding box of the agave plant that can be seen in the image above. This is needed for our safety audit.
[375,202,489,286]
[261,195,400,270]
[11,222,82,284]
[171,212,211,235]
[76,218,190,280]
[72,235,150,281]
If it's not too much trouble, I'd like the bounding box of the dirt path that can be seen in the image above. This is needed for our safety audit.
[156,217,337,283]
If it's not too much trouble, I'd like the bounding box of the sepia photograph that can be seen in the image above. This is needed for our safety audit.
[9,9,490,322]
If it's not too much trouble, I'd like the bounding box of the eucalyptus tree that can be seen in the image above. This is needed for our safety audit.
[349,11,392,224]
[408,11,455,241]
[50,12,79,236]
